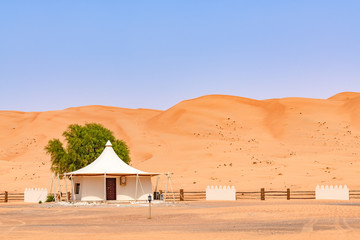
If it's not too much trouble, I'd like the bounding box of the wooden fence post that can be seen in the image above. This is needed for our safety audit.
[180,189,184,201]
[287,188,290,200]
[261,188,265,200]
[5,191,8,203]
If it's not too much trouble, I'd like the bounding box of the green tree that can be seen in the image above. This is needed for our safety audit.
[45,123,130,175]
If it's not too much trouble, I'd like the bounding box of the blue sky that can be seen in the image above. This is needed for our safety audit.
[1,1,359,111]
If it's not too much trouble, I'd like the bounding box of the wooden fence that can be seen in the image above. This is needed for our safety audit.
[0,191,70,203]
[1,189,360,203]
[159,189,313,201]
[0,192,24,202]
[48,192,71,202]
[350,190,360,199]
[161,189,360,201]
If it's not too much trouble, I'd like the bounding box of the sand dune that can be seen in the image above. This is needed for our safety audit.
[1,92,360,192]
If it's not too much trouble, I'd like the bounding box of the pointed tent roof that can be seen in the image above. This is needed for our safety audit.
[67,141,158,176]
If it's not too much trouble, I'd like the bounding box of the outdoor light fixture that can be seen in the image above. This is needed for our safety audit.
[148,194,152,219]
[120,176,126,185]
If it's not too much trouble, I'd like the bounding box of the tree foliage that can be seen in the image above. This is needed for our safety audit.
[45,123,130,175]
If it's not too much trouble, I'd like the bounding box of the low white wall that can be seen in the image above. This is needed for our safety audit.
[315,185,349,200]
[24,188,48,203]
[206,186,236,201]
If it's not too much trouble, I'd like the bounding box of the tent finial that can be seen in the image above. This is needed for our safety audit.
[105,140,112,147]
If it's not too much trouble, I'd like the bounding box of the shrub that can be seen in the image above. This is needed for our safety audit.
[46,195,55,202]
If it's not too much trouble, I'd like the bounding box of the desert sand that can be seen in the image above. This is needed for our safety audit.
[1,92,360,192]
[1,200,360,240]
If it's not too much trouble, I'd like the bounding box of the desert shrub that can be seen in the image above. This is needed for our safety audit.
[46,195,55,202]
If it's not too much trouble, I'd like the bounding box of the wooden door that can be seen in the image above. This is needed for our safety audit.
[106,178,116,200]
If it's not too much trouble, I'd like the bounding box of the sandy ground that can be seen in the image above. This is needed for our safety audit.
[1,92,360,192]
[1,200,360,239]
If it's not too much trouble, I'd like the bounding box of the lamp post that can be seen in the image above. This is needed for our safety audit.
[148,194,152,219]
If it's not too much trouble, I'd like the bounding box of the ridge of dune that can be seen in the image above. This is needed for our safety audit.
[327,92,360,101]
[1,93,360,192]
[64,105,163,113]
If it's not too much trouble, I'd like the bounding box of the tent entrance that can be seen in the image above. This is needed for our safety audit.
[106,178,116,200]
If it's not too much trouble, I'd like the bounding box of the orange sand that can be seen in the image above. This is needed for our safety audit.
[1,200,360,240]
[1,92,360,192]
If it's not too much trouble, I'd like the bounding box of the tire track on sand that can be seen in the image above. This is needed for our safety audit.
[302,218,317,232]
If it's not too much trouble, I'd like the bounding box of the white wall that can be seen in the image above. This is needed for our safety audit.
[73,176,104,201]
[117,176,152,201]
[206,186,236,201]
[73,176,153,201]
[24,188,48,203]
[315,185,349,200]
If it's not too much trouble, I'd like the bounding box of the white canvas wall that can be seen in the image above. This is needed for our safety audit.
[73,176,104,201]
[117,176,152,201]
[73,176,153,201]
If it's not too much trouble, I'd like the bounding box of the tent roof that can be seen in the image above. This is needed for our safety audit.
[66,140,159,176]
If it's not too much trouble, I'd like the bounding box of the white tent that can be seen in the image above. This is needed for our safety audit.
[66,141,159,202]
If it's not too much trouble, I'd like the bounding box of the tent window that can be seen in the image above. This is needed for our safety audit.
[75,183,80,194]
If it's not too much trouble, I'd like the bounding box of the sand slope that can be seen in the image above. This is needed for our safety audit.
[1,92,360,192]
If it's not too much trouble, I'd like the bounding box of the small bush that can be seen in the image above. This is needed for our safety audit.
[46,195,55,202]
[38,200,42,204]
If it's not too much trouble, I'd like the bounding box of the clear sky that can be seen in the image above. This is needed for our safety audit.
[1,1,359,111]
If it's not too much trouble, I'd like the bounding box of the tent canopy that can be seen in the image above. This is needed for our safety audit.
[66,140,159,177]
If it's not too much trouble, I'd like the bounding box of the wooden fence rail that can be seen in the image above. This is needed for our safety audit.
[1,189,360,203]
[350,190,360,199]
[0,192,23,202]
[47,192,72,202]
[0,192,71,203]
[159,188,359,201]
